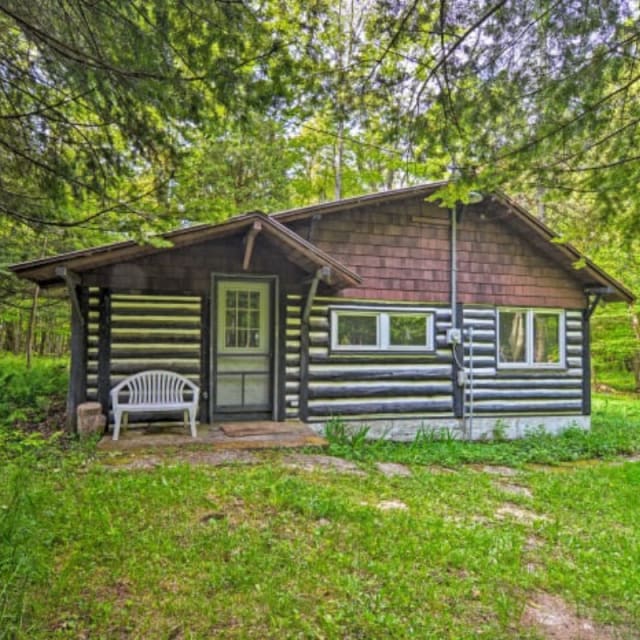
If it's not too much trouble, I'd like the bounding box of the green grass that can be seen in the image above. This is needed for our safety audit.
[2,354,640,637]
[3,448,640,638]
[595,367,637,393]
[322,393,640,467]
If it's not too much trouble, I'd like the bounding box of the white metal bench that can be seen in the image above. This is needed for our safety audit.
[110,370,200,441]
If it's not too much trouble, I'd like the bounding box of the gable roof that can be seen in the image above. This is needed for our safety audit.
[9,182,634,304]
[272,184,634,304]
[9,211,362,289]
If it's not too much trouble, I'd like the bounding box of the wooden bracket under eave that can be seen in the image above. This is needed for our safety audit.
[55,266,84,327]
[303,267,332,323]
[243,221,262,271]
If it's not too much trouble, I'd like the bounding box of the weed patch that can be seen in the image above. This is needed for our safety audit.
[323,394,640,468]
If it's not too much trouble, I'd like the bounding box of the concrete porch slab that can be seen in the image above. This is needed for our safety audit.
[97,421,327,451]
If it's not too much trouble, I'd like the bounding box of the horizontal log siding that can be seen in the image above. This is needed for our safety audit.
[463,307,584,415]
[86,288,100,402]
[305,297,454,422]
[88,293,202,424]
[285,294,302,419]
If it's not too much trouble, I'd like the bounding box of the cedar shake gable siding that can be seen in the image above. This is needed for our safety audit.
[456,206,586,308]
[82,234,310,295]
[287,196,586,308]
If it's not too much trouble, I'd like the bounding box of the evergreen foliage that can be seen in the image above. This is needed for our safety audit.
[0,1,638,369]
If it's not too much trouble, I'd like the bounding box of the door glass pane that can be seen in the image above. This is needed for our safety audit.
[222,287,264,350]
[499,311,528,364]
[389,314,428,347]
[534,313,560,364]
[337,314,377,347]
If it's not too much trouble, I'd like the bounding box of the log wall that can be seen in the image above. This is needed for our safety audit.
[87,290,202,424]
[285,296,455,423]
[462,306,584,416]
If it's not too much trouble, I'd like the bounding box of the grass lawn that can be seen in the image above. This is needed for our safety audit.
[2,394,640,638]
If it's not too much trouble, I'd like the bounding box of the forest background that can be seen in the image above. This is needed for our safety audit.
[0,0,639,391]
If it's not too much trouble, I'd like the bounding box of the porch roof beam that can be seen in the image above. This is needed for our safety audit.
[55,266,84,328]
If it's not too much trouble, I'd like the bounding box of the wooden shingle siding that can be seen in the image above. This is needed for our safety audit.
[292,196,587,308]
[83,236,308,296]
[299,201,451,303]
[462,307,584,415]
[456,214,587,308]
[87,293,202,423]
[303,297,454,422]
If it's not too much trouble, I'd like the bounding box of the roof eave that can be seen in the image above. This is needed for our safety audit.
[9,211,362,290]
[273,181,449,223]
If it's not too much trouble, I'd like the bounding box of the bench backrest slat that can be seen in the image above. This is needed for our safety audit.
[113,370,196,405]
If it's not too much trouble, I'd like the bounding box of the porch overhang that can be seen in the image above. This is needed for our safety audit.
[9,212,362,290]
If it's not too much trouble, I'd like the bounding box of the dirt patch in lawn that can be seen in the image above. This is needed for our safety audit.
[376,462,412,477]
[521,592,617,639]
[283,454,366,475]
[495,482,533,498]
[495,503,547,525]
[376,499,408,511]
[479,465,520,477]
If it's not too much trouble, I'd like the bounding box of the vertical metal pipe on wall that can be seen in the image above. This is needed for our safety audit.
[451,204,459,328]
[450,204,466,425]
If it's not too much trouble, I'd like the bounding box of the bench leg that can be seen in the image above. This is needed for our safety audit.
[113,409,122,441]
[188,407,197,438]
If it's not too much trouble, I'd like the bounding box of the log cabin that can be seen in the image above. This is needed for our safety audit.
[10,183,634,440]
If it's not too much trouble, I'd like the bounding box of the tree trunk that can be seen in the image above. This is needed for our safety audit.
[26,283,40,368]
[334,119,344,200]
[631,309,640,392]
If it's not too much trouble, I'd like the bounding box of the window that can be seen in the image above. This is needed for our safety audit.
[331,307,434,352]
[498,308,564,368]
[224,289,261,348]
[217,281,269,354]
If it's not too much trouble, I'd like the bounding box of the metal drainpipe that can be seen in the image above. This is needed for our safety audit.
[451,204,459,327]
[451,202,467,434]
[468,325,474,440]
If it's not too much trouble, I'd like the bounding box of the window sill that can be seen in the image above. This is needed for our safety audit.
[329,349,438,357]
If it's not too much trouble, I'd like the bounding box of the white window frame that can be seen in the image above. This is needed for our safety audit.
[497,307,565,369]
[330,306,435,353]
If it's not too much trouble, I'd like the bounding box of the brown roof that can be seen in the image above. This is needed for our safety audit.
[9,211,362,289]
[9,182,634,303]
